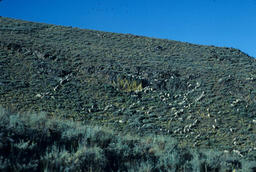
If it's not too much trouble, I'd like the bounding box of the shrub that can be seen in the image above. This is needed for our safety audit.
[113,76,143,93]
[0,106,256,171]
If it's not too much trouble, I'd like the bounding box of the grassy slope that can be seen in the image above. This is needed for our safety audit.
[0,17,256,166]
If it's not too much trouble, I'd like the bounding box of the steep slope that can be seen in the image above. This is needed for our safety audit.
[0,16,256,160]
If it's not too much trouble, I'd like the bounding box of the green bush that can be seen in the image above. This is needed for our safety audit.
[0,106,255,171]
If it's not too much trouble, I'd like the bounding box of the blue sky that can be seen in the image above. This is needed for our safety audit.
[0,0,255,58]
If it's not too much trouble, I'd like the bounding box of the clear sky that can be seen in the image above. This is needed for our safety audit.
[0,0,255,58]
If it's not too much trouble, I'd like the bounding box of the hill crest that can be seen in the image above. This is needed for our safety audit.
[0,16,256,161]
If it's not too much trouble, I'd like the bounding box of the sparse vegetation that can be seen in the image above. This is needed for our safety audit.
[0,16,256,171]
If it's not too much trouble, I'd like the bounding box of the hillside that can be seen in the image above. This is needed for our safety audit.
[0,17,256,171]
